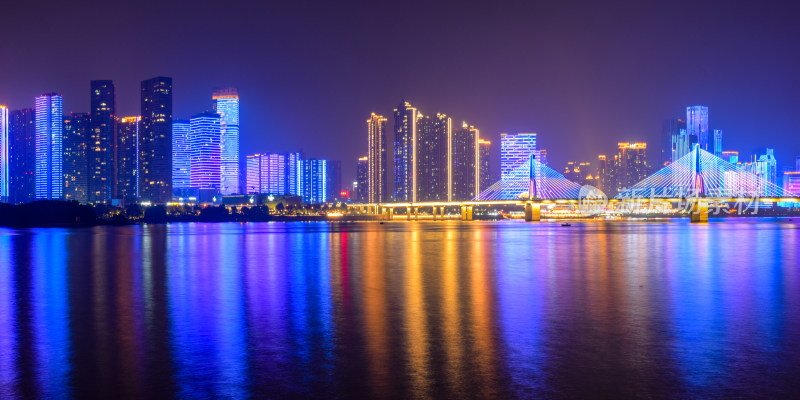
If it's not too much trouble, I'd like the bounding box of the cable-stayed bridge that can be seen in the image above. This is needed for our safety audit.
[348,146,799,222]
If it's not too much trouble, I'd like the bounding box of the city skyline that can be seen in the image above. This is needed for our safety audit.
[2,1,799,182]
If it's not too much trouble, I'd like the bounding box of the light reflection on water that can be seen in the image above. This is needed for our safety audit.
[0,220,799,398]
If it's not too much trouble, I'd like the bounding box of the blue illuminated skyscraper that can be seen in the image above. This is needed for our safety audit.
[0,105,8,200]
[8,108,36,203]
[286,151,304,196]
[213,88,240,195]
[686,105,709,151]
[712,129,723,157]
[172,121,191,190]
[500,132,537,181]
[303,158,327,204]
[189,112,221,193]
[35,93,63,199]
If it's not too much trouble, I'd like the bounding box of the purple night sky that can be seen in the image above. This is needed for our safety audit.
[1,0,799,181]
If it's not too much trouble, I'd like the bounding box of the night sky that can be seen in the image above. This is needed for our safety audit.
[2,0,799,182]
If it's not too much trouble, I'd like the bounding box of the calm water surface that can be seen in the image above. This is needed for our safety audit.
[0,220,799,399]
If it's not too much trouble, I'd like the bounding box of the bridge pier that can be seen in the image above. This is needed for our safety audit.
[524,201,541,222]
[461,205,473,221]
[387,207,393,220]
[690,199,708,223]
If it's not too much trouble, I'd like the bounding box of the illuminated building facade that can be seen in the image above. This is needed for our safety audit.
[35,93,63,199]
[500,132,537,181]
[326,160,342,201]
[8,108,36,203]
[596,155,608,192]
[172,121,191,190]
[663,117,686,164]
[0,105,7,200]
[753,148,777,185]
[140,76,173,203]
[189,112,221,191]
[784,172,800,196]
[616,142,648,192]
[356,156,368,202]
[712,129,723,157]
[367,113,387,203]
[303,158,327,204]
[245,153,288,194]
[116,116,140,203]
[451,122,478,201]
[89,80,115,203]
[416,113,451,201]
[478,139,491,194]
[537,149,548,166]
[213,88,240,194]
[286,152,303,196]
[686,105,709,151]
[721,151,739,164]
[393,101,418,202]
[63,113,90,203]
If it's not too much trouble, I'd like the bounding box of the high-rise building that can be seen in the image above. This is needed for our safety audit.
[63,113,90,203]
[721,151,739,164]
[393,101,418,202]
[616,143,648,192]
[784,171,800,196]
[286,152,303,196]
[663,118,686,164]
[500,132,537,181]
[671,128,693,162]
[213,88,240,195]
[596,155,608,193]
[140,77,173,203]
[356,156,368,202]
[89,80,115,203]
[326,160,342,202]
[478,139,491,195]
[686,105,709,151]
[537,149,548,166]
[245,154,265,194]
[0,105,7,201]
[245,153,286,194]
[796,156,800,172]
[753,148,777,185]
[172,121,191,190]
[712,129,723,157]
[8,109,36,203]
[303,158,327,204]
[35,93,63,200]
[367,113,387,203]
[116,116,140,203]
[416,113,451,201]
[451,122,478,201]
[189,112,221,192]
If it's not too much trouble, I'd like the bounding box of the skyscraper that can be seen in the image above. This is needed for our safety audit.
[0,105,7,201]
[721,151,739,164]
[8,109,36,203]
[500,132,537,181]
[754,148,777,185]
[596,155,608,193]
[172,121,191,190]
[478,139,491,195]
[213,88,240,195]
[286,152,304,196]
[63,113,90,203]
[616,142,648,192]
[451,122,478,201]
[189,112,221,192]
[393,101,418,202]
[686,105,709,151]
[671,128,692,162]
[367,113,387,203]
[416,113,451,201]
[712,129,723,157]
[303,158,327,204]
[245,153,287,195]
[116,116,140,203]
[326,160,342,201]
[140,77,173,203]
[35,93,63,200]
[356,156,368,202]
[663,117,686,164]
[89,80,115,203]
